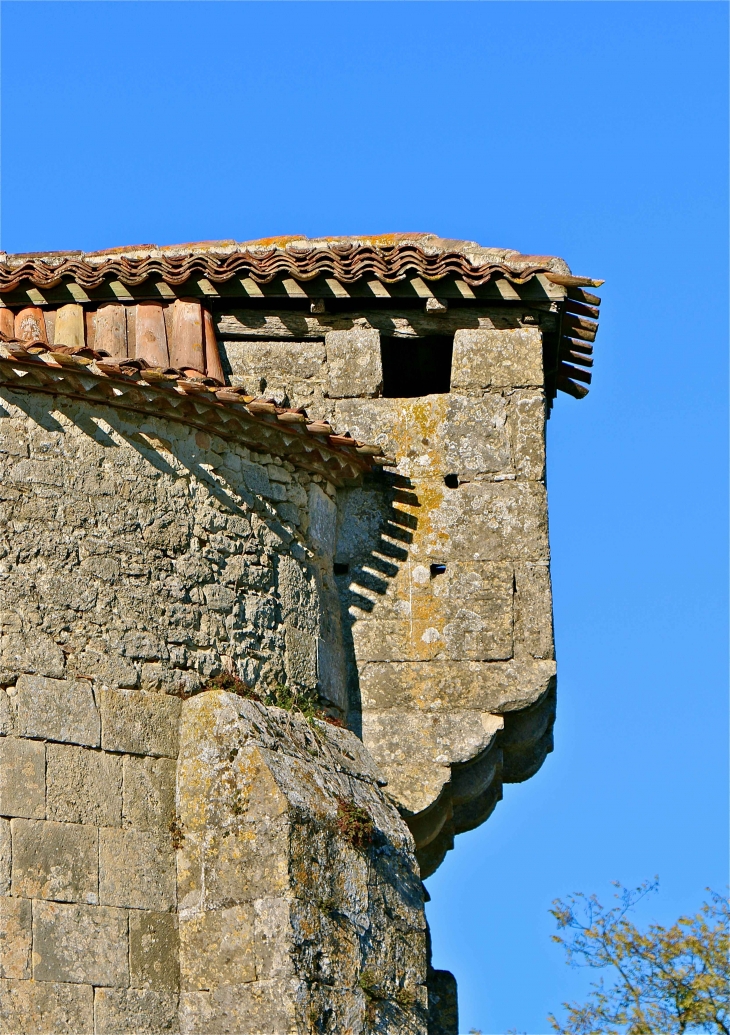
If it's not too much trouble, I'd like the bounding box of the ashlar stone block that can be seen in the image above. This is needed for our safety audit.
[0,819,9,893]
[46,744,122,827]
[325,328,382,398]
[32,901,128,986]
[451,327,543,390]
[101,689,180,758]
[0,978,94,1034]
[94,987,179,1035]
[11,819,98,904]
[350,561,514,663]
[130,911,179,990]
[123,755,176,832]
[100,828,175,911]
[179,981,297,1035]
[0,895,32,979]
[284,623,318,690]
[179,905,256,990]
[0,737,44,819]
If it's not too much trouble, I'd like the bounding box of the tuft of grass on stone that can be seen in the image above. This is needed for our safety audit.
[336,797,375,851]
[204,672,261,700]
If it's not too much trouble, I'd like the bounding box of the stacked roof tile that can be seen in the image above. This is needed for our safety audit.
[0,233,603,292]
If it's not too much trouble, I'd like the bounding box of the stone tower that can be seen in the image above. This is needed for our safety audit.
[0,235,601,1034]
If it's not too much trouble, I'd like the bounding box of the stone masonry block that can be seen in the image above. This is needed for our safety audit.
[514,562,554,660]
[179,981,297,1035]
[0,737,44,819]
[101,689,180,758]
[0,819,9,893]
[451,328,543,390]
[423,481,549,563]
[0,688,15,736]
[284,623,318,690]
[32,901,128,986]
[510,389,546,481]
[100,828,175,911]
[325,328,382,398]
[46,744,122,827]
[180,905,255,991]
[307,481,337,557]
[223,340,326,392]
[123,756,176,832]
[0,979,94,1034]
[358,658,556,714]
[350,561,514,663]
[15,674,100,747]
[94,988,179,1035]
[334,394,512,482]
[11,819,98,904]
[130,910,179,990]
[0,895,32,978]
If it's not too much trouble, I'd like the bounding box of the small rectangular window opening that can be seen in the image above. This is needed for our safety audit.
[381,335,453,398]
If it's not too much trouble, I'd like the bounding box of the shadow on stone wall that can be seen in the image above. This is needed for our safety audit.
[334,471,418,739]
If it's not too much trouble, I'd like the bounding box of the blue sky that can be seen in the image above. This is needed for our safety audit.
[1,3,727,1032]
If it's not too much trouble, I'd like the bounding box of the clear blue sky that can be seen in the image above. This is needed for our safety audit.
[1,3,727,1032]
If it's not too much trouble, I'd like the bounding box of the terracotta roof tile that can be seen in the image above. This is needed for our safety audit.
[0,234,602,293]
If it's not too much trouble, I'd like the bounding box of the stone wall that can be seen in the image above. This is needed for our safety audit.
[0,386,344,711]
[218,314,556,875]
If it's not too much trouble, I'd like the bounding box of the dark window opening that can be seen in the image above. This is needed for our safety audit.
[381,335,453,398]
[333,562,350,576]
[444,474,460,489]
[430,564,447,578]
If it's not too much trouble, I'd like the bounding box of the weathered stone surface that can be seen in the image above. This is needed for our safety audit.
[428,968,459,1035]
[0,820,10,893]
[179,981,297,1035]
[510,388,546,480]
[101,689,180,758]
[451,327,543,390]
[307,481,337,557]
[359,658,556,714]
[514,562,554,660]
[350,561,514,662]
[0,737,45,819]
[0,895,32,979]
[180,905,256,990]
[326,328,382,398]
[46,744,122,827]
[100,828,176,911]
[94,987,179,1034]
[335,394,512,481]
[177,691,428,1033]
[123,755,176,831]
[0,979,94,1033]
[223,340,327,395]
[130,911,180,990]
[0,689,15,736]
[11,819,98,904]
[15,674,100,747]
[420,481,549,562]
[284,622,318,689]
[32,901,128,986]
[361,709,504,815]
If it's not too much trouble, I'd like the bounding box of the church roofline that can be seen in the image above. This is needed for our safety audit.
[0,233,604,293]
